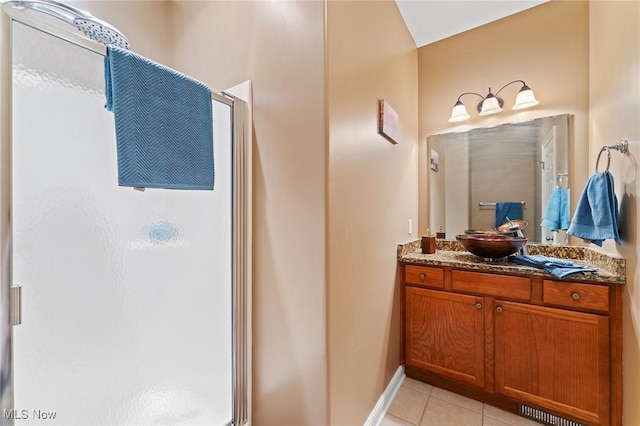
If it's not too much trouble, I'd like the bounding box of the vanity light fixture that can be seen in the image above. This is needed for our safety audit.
[448,80,539,123]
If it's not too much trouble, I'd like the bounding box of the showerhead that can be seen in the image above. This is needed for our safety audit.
[74,17,130,50]
[1,0,130,50]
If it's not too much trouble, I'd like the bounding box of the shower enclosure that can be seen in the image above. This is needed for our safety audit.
[0,3,250,426]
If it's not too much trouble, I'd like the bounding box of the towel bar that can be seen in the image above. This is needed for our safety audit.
[479,201,526,208]
[596,139,628,172]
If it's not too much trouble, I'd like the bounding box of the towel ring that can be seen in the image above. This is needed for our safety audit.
[595,146,611,172]
[595,140,628,172]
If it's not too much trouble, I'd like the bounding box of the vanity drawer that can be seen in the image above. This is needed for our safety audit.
[452,270,530,301]
[543,280,609,313]
[405,265,444,289]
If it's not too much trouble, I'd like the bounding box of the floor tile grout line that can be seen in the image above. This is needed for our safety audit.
[401,383,433,397]
[416,390,432,426]
[426,394,484,414]
[388,383,533,426]
[387,385,434,426]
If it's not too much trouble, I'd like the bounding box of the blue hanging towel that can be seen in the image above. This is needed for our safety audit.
[567,171,620,246]
[495,202,523,227]
[105,45,214,190]
[541,187,570,232]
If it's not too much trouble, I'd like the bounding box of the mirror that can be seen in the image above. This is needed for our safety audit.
[428,114,570,244]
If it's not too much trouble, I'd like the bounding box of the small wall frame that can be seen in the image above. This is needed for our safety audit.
[378,99,399,144]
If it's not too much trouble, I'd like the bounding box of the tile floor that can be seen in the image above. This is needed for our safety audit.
[382,377,542,426]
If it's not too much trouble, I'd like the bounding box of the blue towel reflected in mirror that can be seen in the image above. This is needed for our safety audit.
[495,202,523,227]
[541,187,570,232]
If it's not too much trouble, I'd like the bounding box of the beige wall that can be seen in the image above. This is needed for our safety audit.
[589,1,640,424]
[417,1,590,237]
[169,2,327,425]
[72,0,170,64]
[327,1,418,424]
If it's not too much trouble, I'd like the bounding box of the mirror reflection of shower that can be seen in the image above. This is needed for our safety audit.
[428,114,570,243]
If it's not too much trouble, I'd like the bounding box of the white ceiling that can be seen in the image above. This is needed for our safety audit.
[395,0,549,48]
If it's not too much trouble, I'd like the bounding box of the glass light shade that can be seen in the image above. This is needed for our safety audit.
[512,86,540,110]
[478,95,502,116]
[448,101,471,122]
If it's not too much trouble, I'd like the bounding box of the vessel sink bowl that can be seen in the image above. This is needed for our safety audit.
[463,229,509,235]
[456,234,527,260]
[464,220,528,236]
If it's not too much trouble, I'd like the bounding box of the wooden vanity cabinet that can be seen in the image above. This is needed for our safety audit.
[405,286,484,387]
[494,300,610,425]
[401,264,622,426]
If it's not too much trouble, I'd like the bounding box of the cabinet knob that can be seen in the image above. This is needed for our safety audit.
[571,292,581,300]
[419,273,426,280]
[476,302,482,309]
[496,306,503,313]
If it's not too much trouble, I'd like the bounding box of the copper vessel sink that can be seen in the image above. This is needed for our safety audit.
[464,220,528,236]
[456,234,527,260]
[463,229,508,235]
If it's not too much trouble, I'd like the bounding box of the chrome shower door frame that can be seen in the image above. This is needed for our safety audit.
[0,8,251,426]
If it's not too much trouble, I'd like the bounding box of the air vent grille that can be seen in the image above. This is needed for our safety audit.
[518,404,584,426]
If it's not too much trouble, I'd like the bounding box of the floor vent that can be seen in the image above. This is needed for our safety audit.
[518,404,584,426]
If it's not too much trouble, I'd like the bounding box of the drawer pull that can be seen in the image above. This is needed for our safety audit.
[571,292,581,300]
[496,306,503,313]
[476,302,482,309]
[419,273,426,280]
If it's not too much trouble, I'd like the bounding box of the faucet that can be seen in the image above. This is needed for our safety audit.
[516,229,527,256]
[505,216,527,255]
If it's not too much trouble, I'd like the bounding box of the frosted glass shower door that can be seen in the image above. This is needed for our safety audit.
[11,22,233,425]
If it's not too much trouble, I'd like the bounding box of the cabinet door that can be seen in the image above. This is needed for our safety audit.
[405,286,484,387]
[494,301,610,425]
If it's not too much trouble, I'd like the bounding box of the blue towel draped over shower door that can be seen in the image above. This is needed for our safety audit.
[567,171,620,246]
[104,45,214,190]
[495,202,523,227]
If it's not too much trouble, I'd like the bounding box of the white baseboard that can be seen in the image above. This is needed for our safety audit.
[363,365,405,426]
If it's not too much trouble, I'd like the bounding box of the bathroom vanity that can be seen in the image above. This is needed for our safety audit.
[398,240,625,426]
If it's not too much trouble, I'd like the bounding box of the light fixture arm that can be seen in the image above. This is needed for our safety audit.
[455,92,488,114]
[455,92,485,103]
[495,80,526,97]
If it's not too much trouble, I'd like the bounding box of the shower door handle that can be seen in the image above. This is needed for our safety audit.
[10,285,22,326]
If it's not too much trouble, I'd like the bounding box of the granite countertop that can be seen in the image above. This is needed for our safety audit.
[398,239,626,285]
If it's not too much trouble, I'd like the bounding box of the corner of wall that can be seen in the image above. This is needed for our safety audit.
[588,2,640,424]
